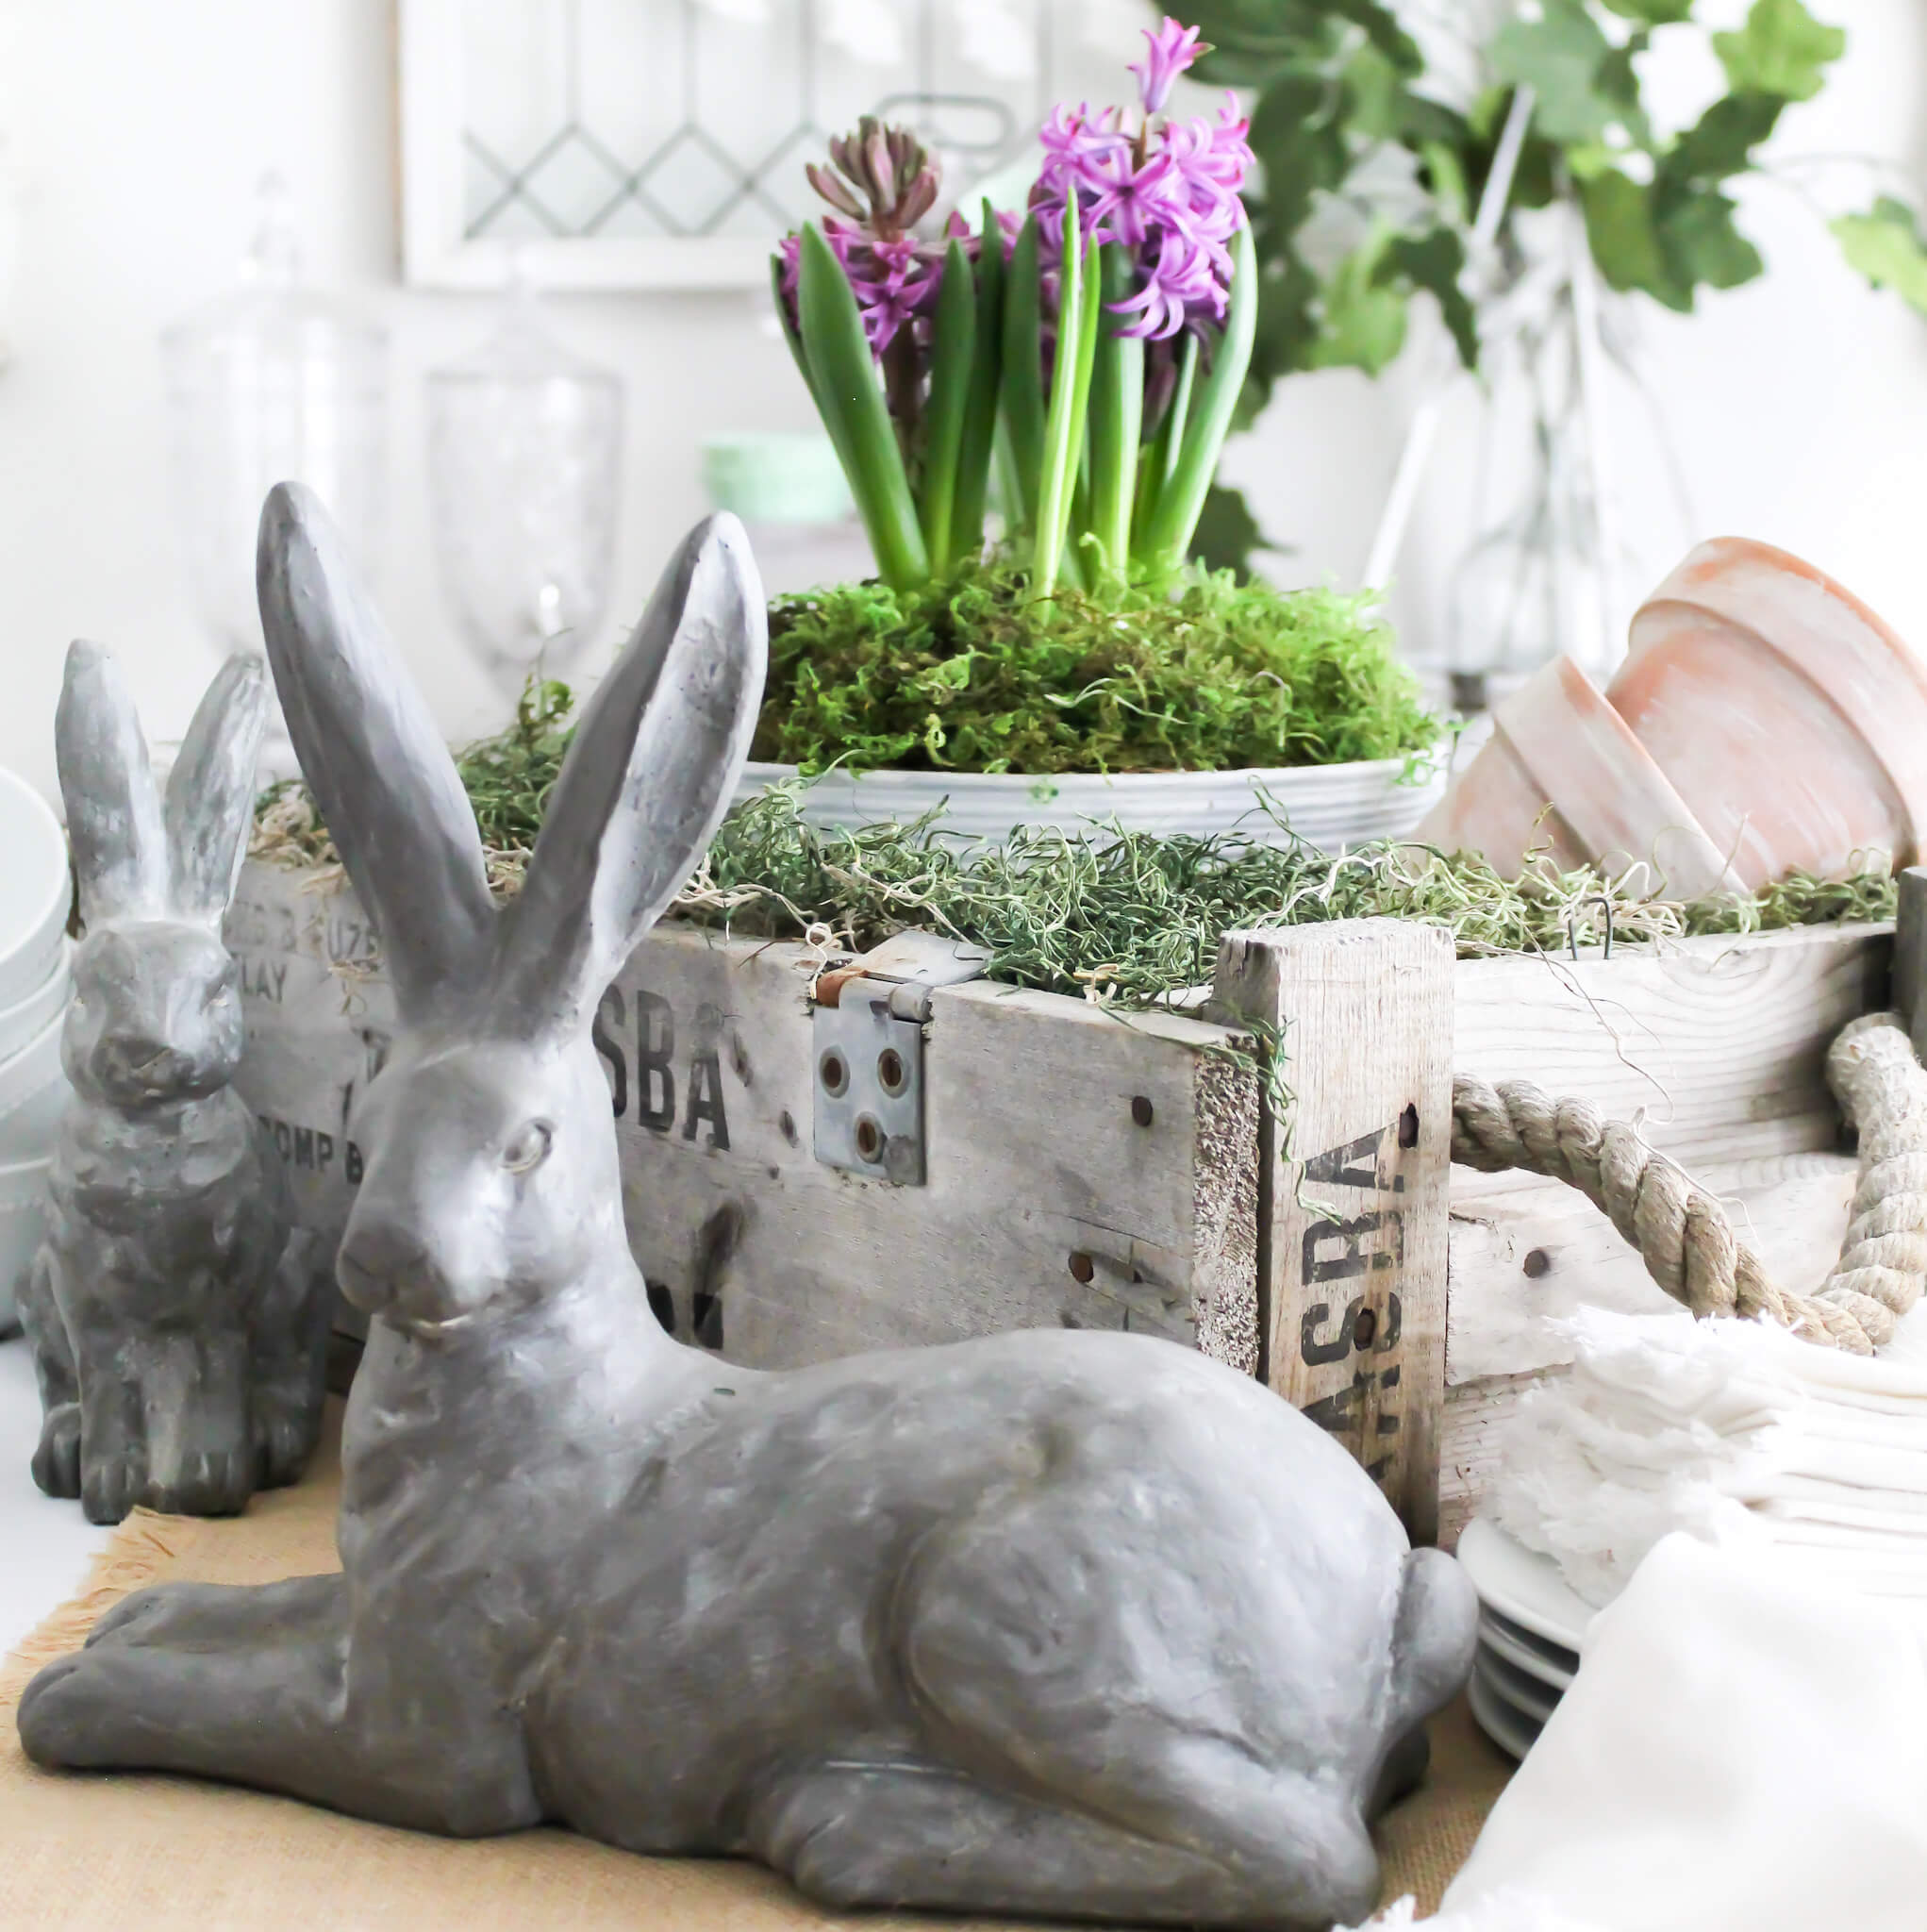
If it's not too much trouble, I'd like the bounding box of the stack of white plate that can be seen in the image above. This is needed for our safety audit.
[0,769,73,1337]
[1454,1518,1592,1762]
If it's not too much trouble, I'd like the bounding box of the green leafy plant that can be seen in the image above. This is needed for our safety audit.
[1169,0,1927,569]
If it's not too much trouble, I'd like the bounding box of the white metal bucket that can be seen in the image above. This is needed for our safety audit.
[732,757,1447,851]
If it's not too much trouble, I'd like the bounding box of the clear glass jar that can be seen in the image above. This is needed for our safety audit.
[161,175,389,662]
[424,278,623,705]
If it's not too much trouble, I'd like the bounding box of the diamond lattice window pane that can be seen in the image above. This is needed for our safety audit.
[457,0,1172,247]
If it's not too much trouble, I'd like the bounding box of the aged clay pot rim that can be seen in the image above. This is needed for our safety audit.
[1625,537,1927,856]
[1491,658,1742,897]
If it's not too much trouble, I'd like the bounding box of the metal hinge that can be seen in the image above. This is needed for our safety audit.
[810,931,988,1186]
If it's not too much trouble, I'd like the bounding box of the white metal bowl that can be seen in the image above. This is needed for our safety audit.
[732,757,1447,852]
[0,769,69,1013]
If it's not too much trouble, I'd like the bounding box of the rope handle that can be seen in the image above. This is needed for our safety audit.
[1450,1012,1927,1356]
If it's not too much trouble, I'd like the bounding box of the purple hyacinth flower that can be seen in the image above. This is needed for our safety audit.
[1130,17,1208,115]
[1111,226,1226,341]
[1083,147,1187,249]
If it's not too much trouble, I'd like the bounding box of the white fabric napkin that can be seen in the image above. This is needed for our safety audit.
[1383,1534,1927,1932]
[1488,1305,1927,1617]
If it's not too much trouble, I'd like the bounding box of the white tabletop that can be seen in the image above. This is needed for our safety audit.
[0,1338,113,1656]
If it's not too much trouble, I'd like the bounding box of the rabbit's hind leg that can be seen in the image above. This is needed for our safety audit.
[85,1574,344,1655]
[18,1250,80,1499]
[746,1760,1354,1930]
[888,1494,1383,1929]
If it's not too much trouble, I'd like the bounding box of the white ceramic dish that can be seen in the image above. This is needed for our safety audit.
[0,769,69,1014]
[1456,1518,1595,1654]
[1476,1642,1561,1725]
[0,1150,51,1336]
[0,937,70,1063]
[1478,1607,1577,1690]
[0,1008,65,1125]
[732,757,1448,853]
[1468,1661,1542,1763]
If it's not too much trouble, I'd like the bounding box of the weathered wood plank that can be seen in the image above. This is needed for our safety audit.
[1452,923,1889,1192]
[227,860,1261,1376]
[1214,919,1453,1542]
[1446,1150,1858,1383]
[1438,1369,1556,1553]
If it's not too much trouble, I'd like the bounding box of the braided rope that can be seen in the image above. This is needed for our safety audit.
[1451,1012,1927,1356]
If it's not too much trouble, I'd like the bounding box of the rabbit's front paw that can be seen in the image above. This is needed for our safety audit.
[81,1446,149,1525]
[252,1390,319,1491]
[154,1450,254,1519]
[31,1404,81,1499]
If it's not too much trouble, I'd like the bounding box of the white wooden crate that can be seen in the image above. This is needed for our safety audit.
[1440,922,1891,1546]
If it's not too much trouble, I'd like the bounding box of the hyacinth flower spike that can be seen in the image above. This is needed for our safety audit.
[772,15,1255,593]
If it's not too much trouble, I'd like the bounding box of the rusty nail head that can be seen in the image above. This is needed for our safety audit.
[1068,1251,1095,1284]
[1353,1307,1378,1347]
[854,1114,884,1163]
[1131,1095,1154,1127]
[877,1046,907,1096]
[1522,1247,1552,1279]
[819,1049,848,1097]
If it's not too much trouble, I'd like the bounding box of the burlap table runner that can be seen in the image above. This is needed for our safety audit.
[0,1403,1509,1929]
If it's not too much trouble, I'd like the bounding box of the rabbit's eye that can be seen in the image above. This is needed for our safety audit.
[503,1119,554,1174]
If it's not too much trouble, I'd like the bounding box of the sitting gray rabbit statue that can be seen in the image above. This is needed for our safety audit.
[19,484,1475,1930]
[18,641,329,1524]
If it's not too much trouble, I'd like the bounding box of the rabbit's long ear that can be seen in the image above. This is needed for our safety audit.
[57,640,167,926]
[490,515,766,1038]
[257,482,496,1020]
[164,653,267,924]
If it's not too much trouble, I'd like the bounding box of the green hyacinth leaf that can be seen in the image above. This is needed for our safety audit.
[1145,220,1259,571]
[797,222,928,590]
[1086,242,1145,581]
[918,240,978,576]
[950,201,1006,570]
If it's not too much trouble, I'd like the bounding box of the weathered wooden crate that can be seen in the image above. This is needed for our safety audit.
[227,856,1889,1551]
[224,859,1453,1540]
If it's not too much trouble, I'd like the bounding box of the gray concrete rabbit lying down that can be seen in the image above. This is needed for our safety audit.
[18,641,330,1523]
[19,483,1476,1930]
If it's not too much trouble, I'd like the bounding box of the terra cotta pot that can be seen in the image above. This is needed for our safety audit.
[1416,655,1742,897]
[1609,538,1927,888]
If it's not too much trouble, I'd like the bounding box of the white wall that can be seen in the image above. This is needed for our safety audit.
[2,0,1925,804]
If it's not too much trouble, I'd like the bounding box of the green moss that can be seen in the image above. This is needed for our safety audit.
[749,559,1442,777]
[680,788,1898,1005]
[251,678,1900,1011]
